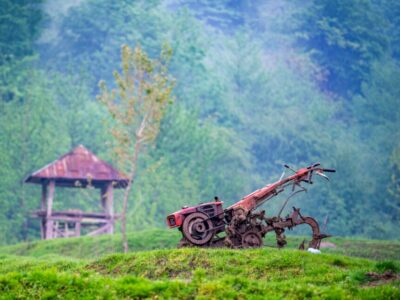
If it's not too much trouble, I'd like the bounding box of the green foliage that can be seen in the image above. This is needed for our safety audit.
[0,0,44,65]
[51,72,108,152]
[97,44,174,173]
[348,59,400,236]
[0,68,70,244]
[296,0,388,96]
[42,0,170,88]
[1,0,400,245]
[382,0,400,59]
[98,43,175,252]
[389,147,400,223]
[176,0,244,31]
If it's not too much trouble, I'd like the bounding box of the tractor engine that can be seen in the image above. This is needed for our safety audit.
[166,200,225,246]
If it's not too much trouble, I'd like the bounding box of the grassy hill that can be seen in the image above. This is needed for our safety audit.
[0,230,399,299]
[0,229,181,259]
[0,248,399,299]
[0,228,399,261]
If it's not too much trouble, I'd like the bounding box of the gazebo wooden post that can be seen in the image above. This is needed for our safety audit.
[75,221,81,237]
[40,182,47,239]
[45,180,55,239]
[101,182,114,234]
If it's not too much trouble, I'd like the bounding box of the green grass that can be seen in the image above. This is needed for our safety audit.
[263,235,400,261]
[0,229,181,259]
[0,248,399,299]
[0,229,399,298]
[323,237,400,261]
[1,228,399,261]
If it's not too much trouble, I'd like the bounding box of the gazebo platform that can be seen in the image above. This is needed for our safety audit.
[31,210,121,238]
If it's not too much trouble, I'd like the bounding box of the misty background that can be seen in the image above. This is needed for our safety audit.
[0,0,399,245]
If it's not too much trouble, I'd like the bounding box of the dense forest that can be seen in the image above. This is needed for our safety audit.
[0,0,399,245]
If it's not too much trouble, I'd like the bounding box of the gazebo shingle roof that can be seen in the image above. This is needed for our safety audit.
[25,145,128,188]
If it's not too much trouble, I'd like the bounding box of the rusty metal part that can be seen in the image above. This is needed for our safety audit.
[274,228,287,248]
[277,189,305,217]
[182,212,214,245]
[269,207,330,250]
[298,239,306,250]
[222,207,329,250]
[224,207,265,249]
[242,230,263,248]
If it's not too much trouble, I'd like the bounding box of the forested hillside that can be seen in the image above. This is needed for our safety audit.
[0,0,399,245]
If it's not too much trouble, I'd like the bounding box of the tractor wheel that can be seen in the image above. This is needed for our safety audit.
[182,212,214,246]
[242,230,263,248]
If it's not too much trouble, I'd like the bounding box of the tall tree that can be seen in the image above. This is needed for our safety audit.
[296,0,388,96]
[347,59,400,237]
[40,0,169,91]
[98,44,174,252]
[389,147,400,225]
[0,0,44,66]
[0,0,44,103]
[382,0,400,60]
[0,69,70,244]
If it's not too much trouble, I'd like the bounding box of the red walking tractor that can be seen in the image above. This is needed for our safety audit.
[166,163,335,249]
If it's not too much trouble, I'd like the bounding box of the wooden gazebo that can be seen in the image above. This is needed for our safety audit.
[25,145,128,239]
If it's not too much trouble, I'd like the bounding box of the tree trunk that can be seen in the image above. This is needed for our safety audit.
[121,137,143,253]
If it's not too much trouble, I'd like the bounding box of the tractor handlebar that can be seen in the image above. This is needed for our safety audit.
[229,163,336,212]
[322,168,336,173]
